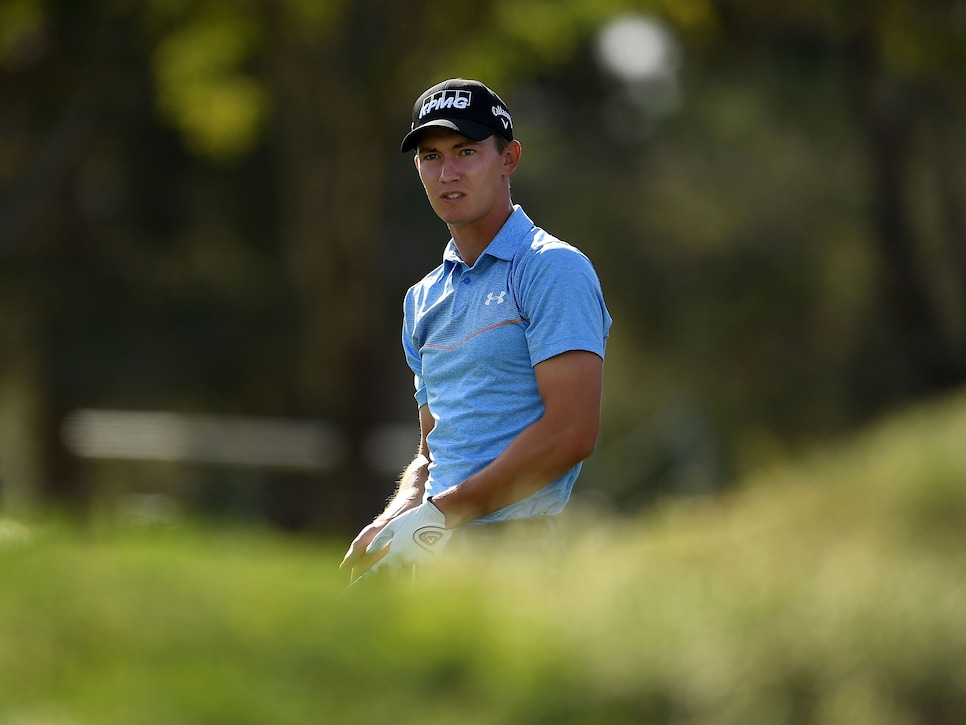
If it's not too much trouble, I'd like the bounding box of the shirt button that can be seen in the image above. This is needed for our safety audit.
[463,278,472,285]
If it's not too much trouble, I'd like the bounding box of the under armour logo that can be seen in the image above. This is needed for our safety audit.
[485,291,506,305]
[416,529,444,547]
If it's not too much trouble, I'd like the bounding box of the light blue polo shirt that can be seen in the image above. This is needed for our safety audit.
[402,205,612,523]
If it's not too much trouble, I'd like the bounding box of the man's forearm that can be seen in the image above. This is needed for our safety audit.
[377,453,430,522]
[430,350,603,528]
[430,412,593,527]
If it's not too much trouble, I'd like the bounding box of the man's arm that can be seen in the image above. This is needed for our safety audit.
[429,349,603,527]
[339,405,435,578]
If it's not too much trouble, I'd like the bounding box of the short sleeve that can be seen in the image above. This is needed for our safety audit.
[517,239,612,366]
[402,289,429,406]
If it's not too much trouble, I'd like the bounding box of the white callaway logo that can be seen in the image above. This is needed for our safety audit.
[492,104,512,129]
[485,291,506,305]
[420,90,472,119]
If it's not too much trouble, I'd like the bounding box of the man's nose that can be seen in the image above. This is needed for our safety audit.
[440,156,460,181]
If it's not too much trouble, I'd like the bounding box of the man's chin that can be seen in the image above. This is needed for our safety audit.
[437,212,470,228]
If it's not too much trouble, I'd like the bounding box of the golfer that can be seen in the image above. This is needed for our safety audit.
[340,78,612,583]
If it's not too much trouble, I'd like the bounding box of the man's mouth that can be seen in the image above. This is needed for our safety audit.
[441,192,464,200]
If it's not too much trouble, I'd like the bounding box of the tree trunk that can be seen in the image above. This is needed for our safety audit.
[932,94,966,319]
[844,36,965,393]
[267,2,400,533]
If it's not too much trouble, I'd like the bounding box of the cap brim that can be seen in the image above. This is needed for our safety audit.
[400,119,501,152]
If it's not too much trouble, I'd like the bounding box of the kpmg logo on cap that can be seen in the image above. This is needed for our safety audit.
[419,89,472,119]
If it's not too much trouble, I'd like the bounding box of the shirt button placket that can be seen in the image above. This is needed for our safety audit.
[453,271,472,314]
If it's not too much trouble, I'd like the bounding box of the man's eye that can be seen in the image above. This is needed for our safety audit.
[460,149,475,156]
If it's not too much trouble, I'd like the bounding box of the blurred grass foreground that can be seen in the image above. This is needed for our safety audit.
[2,390,966,725]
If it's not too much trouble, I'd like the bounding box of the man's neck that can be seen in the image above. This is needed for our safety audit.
[449,204,514,267]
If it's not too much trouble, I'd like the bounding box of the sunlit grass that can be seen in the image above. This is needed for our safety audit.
[2,389,966,723]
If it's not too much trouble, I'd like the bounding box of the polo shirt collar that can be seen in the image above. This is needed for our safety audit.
[442,205,535,266]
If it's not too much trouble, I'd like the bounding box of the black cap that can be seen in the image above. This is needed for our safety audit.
[400,78,514,152]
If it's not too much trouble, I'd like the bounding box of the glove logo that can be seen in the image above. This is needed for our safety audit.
[416,529,444,548]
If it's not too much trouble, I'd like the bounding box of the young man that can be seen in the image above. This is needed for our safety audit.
[340,78,611,583]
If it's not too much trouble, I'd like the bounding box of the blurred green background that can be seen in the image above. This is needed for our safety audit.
[1,0,964,532]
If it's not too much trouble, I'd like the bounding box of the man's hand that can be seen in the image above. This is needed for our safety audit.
[357,501,451,582]
[340,520,393,585]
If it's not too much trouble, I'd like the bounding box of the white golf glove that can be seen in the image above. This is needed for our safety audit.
[364,500,452,577]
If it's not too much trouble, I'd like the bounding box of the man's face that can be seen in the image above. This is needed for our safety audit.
[414,128,517,231]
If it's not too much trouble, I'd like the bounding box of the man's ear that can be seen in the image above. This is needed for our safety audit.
[504,140,522,176]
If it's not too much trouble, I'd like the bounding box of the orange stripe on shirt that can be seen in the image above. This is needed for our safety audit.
[422,318,524,351]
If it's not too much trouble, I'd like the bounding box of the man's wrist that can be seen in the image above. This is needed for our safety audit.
[426,494,479,529]
[378,496,422,524]
[425,497,450,528]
